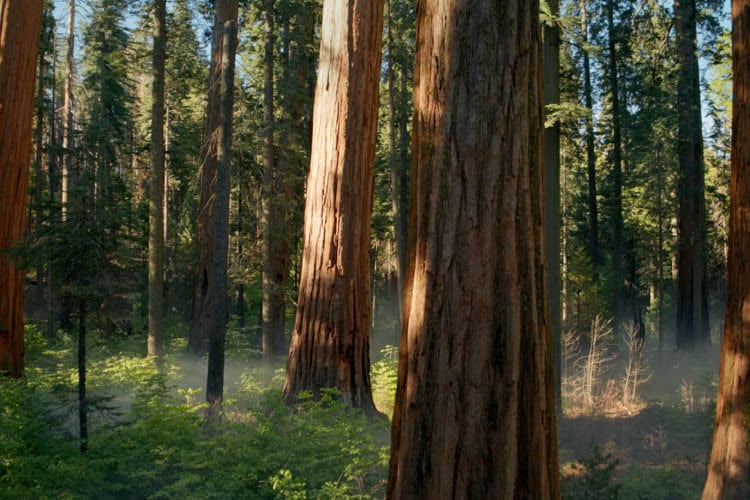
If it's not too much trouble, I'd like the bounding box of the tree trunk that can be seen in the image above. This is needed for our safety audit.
[261,0,289,362]
[189,0,238,355]
[148,0,166,359]
[675,0,710,350]
[657,142,665,359]
[702,3,750,496]
[581,0,599,277]
[282,0,385,417]
[78,298,87,452]
[386,0,405,330]
[205,1,238,420]
[62,0,74,221]
[386,1,559,497]
[544,0,562,415]
[0,0,44,378]
[33,23,46,285]
[607,0,625,312]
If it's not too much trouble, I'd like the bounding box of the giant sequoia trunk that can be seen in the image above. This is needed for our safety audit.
[675,0,710,350]
[702,3,750,497]
[386,1,559,497]
[282,0,384,417]
[189,0,239,355]
[0,0,44,377]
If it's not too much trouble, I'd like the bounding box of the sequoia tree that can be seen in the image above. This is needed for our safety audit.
[675,0,710,349]
[0,0,44,377]
[702,2,750,496]
[386,1,559,497]
[282,0,385,416]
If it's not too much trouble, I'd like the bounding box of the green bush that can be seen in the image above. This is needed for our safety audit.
[618,467,700,500]
[562,447,621,499]
[1,329,391,499]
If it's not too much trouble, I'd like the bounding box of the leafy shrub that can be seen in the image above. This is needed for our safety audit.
[618,467,700,500]
[562,446,621,499]
[1,332,391,499]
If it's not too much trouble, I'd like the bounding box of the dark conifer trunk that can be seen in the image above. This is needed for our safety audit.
[261,0,290,362]
[205,0,238,421]
[148,0,166,359]
[581,0,599,277]
[544,0,562,414]
[78,299,88,452]
[190,0,238,356]
[607,0,625,316]
[674,0,710,350]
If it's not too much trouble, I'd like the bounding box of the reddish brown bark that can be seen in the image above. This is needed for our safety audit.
[702,2,750,497]
[282,0,384,417]
[386,1,559,498]
[189,0,239,355]
[0,0,44,377]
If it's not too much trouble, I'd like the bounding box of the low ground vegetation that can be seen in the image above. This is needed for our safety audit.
[1,320,718,498]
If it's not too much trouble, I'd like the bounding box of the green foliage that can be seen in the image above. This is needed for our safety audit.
[618,467,700,500]
[562,447,621,500]
[371,345,398,417]
[0,330,390,499]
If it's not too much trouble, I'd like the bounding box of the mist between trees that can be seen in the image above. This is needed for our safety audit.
[1,0,747,498]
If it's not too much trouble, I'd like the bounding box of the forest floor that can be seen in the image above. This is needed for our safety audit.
[3,312,722,499]
[558,344,720,499]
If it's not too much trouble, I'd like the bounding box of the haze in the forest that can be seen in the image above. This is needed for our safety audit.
[2,0,750,498]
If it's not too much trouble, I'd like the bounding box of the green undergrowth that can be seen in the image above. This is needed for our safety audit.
[1,324,392,499]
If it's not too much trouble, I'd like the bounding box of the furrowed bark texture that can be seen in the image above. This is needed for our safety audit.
[675,0,710,350]
[282,0,384,417]
[0,0,44,377]
[189,0,239,355]
[702,2,750,497]
[386,1,559,498]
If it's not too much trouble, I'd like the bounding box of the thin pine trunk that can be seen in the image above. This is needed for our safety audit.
[78,299,87,452]
[581,0,599,277]
[148,0,166,359]
[205,1,238,421]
